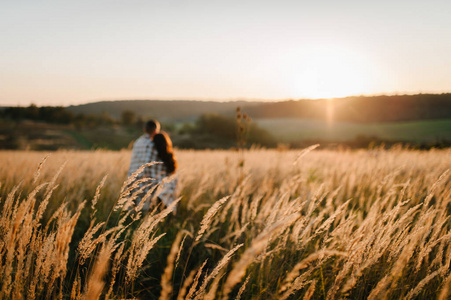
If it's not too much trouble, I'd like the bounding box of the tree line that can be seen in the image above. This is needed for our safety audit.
[0,105,277,149]
[175,113,277,148]
[0,104,143,129]
[244,94,451,123]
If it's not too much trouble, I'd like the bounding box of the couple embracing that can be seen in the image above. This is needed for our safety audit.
[127,120,178,211]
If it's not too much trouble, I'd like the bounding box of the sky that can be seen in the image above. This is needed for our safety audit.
[1,0,450,106]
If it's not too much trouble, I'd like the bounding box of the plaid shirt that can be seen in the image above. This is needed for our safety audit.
[128,134,177,207]
[128,134,164,179]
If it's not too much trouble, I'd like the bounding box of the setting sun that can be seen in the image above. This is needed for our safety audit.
[292,46,376,99]
[1,0,450,105]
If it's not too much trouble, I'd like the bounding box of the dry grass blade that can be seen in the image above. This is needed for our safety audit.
[194,196,230,243]
[280,250,347,293]
[126,233,165,284]
[126,199,180,283]
[176,269,196,300]
[303,279,317,300]
[405,267,445,300]
[222,213,300,299]
[85,242,114,300]
[203,271,225,300]
[293,144,320,165]
[367,226,428,300]
[71,273,81,300]
[91,175,107,218]
[33,155,49,184]
[235,274,251,300]
[175,231,192,271]
[185,260,208,300]
[159,231,186,300]
[439,270,451,300]
[77,221,106,265]
[195,243,243,298]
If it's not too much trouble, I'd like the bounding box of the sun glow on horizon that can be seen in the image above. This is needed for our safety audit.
[326,98,335,128]
[291,46,377,99]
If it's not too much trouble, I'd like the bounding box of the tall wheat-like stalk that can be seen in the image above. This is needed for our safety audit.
[84,241,114,300]
[0,148,450,299]
[159,231,186,300]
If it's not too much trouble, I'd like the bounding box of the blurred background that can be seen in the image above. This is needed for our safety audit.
[1,94,450,150]
[1,0,450,150]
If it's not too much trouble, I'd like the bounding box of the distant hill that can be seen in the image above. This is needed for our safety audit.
[243,94,451,122]
[2,94,451,150]
[67,100,262,122]
[66,94,451,123]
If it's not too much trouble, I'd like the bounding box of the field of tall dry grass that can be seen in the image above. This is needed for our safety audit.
[0,147,450,299]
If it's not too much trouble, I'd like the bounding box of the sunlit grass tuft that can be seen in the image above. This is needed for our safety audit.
[0,147,450,299]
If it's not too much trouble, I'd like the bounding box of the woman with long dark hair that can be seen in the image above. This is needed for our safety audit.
[153,131,177,174]
[152,131,178,207]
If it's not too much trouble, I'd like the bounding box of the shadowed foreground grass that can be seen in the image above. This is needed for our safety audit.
[0,148,450,299]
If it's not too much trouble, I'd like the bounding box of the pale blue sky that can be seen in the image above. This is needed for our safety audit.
[1,0,450,105]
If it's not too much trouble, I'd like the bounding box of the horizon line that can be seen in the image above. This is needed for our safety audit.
[2,91,451,107]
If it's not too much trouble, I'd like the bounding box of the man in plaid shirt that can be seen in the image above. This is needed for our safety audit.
[128,120,165,210]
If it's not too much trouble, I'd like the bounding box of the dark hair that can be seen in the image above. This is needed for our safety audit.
[153,131,177,174]
[145,120,160,134]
